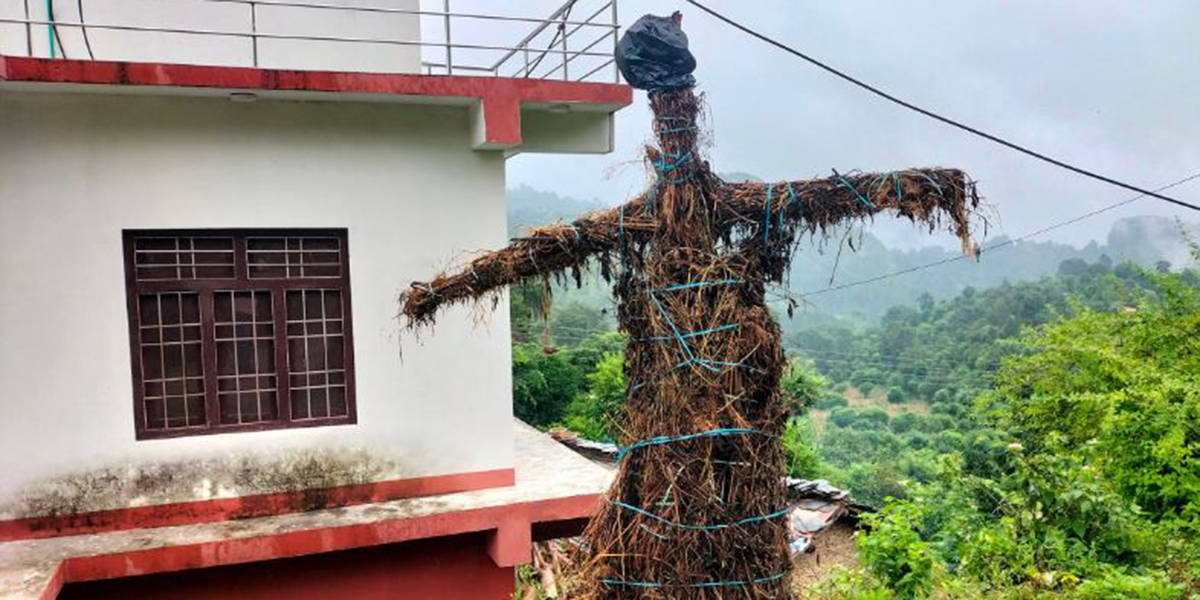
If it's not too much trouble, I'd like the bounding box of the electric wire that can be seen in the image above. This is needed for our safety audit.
[77,0,94,60]
[682,0,1200,213]
[797,172,1200,299]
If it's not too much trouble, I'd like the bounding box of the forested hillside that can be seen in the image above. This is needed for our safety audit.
[505,185,1200,597]
[507,185,1199,325]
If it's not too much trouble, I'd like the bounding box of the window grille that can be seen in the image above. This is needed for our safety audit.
[124,229,356,439]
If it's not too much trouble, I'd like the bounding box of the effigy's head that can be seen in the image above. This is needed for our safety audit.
[615,12,697,91]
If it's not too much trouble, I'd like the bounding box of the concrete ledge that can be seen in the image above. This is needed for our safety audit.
[0,421,614,600]
[0,56,632,151]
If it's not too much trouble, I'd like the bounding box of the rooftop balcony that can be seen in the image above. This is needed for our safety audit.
[0,0,632,153]
[0,0,622,81]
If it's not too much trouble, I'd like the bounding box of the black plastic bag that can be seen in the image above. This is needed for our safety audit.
[615,13,696,90]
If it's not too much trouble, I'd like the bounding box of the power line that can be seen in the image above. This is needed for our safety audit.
[683,0,1200,213]
[796,172,1200,299]
[513,171,1200,329]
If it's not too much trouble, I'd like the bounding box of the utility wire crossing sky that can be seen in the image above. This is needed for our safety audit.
[683,0,1200,214]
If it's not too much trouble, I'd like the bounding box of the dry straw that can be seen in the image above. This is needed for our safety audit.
[400,88,980,598]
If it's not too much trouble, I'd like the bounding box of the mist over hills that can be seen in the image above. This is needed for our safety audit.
[506,184,1198,325]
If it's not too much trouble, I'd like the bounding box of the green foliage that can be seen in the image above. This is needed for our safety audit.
[512,330,626,434]
[932,389,953,405]
[789,256,1151,403]
[815,394,851,410]
[514,564,553,600]
[983,267,1200,526]
[858,501,935,598]
[551,301,615,345]
[806,566,896,600]
[510,280,550,343]
[830,407,859,428]
[796,254,1200,597]
[782,358,829,414]
[858,407,891,428]
[890,412,923,434]
[1071,571,1184,599]
[562,350,625,441]
[502,192,1200,597]
[511,343,584,425]
[783,416,823,478]
[838,461,908,508]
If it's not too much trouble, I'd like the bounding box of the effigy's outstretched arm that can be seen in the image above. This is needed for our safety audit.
[722,167,982,255]
[399,193,655,326]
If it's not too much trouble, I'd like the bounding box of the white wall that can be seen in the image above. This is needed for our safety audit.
[0,91,514,517]
[0,0,422,73]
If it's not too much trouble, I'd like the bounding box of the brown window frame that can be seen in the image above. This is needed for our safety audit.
[123,228,357,440]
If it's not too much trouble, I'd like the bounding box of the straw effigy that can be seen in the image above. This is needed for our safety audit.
[400,87,980,598]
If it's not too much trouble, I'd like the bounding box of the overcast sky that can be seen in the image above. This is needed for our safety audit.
[447,1,1200,248]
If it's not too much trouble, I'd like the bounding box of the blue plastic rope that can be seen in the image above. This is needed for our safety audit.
[653,279,741,293]
[832,169,875,210]
[649,291,696,362]
[646,281,744,372]
[617,428,762,461]
[606,428,785,588]
[601,572,787,589]
[893,172,904,202]
[610,501,790,531]
[763,184,774,242]
[659,125,696,134]
[676,357,745,372]
[654,150,693,173]
[639,323,739,342]
[618,204,625,242]
[782,182,797,229]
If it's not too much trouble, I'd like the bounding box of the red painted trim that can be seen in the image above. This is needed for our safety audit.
[38,493,601,598]
[39,563,66,600]
[0,56,632,146]
[0,468,514,543]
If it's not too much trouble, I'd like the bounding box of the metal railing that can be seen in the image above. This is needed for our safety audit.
[0,0,622,83]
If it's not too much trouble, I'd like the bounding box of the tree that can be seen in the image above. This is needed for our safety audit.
[780,358,827,414]
[984,265,1200,523]
[563,351,626,441]
[511,343,584,426]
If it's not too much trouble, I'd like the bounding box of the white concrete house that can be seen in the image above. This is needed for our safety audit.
[0,2,629,598]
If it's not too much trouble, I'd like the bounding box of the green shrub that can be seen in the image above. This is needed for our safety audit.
[929,402,963,418]
[851,418,888,431]
[957,518,1032,587]
[560,351,624,440]
[902,432,930,450]
[931,431,965,453]
[842,461,908,508]
[891,412,922,434]
[858,501,935,598]
[857,406,891,427]
[1072,571,1184,599]
[931,388,953,405]
[887,387,905,404]
[781,358,828,414]
[830,407,858,428]
[927,414,957,433]
[783,417,823,478]
[815,394,850,410]
[807,566,895,599]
